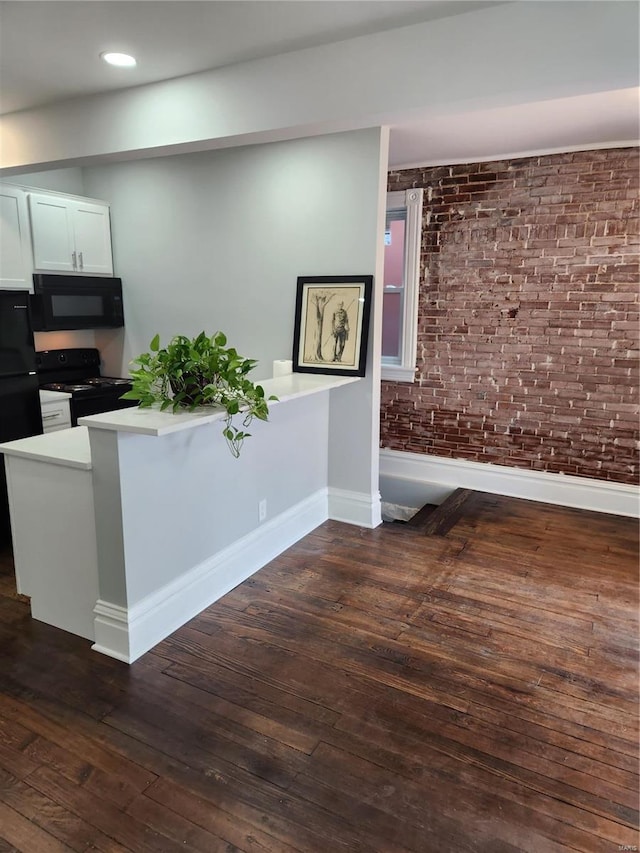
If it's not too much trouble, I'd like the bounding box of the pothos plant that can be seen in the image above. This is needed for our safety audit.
[121,331,277,458]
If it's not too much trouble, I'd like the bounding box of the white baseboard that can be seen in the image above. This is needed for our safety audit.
[92,488,329,664]
[379,449,640,518]
[328,487,382,528]
[92,600,131,663]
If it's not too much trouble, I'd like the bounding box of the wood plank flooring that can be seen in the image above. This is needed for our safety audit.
[407,488,475,535]
[0,494,638,852]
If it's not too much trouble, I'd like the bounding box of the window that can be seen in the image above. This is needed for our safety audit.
[382,188,423,382]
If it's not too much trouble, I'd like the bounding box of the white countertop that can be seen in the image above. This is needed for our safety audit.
[78,372,360,436]
[0,374,359,463]
[39,388,72,403]
[0,426,91,470]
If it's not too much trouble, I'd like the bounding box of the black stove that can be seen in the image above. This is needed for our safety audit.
[36,348,137,425]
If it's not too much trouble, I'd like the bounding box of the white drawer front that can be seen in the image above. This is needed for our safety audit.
[41,401,72,433]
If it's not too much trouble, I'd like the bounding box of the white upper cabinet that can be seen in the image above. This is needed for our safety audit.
[72,200,113,274]
[28,193,75,272]
[0,185,33,290]
[29,191,113,276]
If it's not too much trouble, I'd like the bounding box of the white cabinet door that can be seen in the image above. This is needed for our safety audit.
[73,200,113,275]
[0,185,33,290]
[29,191,114,275]
[29,192,76,272]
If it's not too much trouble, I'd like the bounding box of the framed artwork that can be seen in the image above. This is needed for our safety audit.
[292,275,373,376]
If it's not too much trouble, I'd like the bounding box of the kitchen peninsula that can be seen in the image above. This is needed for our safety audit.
[0,371,361,663]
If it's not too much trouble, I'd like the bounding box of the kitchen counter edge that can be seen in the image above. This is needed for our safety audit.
[78,373,361,436]
[0,426,91,470]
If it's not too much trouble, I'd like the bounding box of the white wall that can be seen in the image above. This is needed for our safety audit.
[113,395,331,607]
[84,128,387,518]
[1,2,636,172]
[82,130,381,374]
[0,168,85,195]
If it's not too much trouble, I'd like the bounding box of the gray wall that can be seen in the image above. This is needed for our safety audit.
[83,130,382,380]
[83,128,386,503]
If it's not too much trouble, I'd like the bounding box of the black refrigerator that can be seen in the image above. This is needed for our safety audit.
[0,289,43,546]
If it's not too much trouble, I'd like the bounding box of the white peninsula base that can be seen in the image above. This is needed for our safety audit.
[1,373,379,662]
[2,427,98,640]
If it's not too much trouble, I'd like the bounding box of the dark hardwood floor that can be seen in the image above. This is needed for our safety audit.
[0,493,638,852]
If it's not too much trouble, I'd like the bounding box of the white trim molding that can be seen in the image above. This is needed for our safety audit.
[381,365,417,383]
[328,487,382,528]
[381,188,423,383]
[92,601,130,663]
[380,449,640,518]
[92,488,329,664]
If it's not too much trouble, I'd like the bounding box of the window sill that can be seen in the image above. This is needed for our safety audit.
[381,364,416,383]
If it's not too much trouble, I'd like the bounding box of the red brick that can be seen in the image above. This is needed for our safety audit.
[381,148,639,486]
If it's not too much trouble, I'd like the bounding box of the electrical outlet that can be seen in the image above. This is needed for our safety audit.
[259,499,267,522]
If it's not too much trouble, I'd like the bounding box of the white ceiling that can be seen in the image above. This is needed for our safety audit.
[0,0,503,114]
[390,88,640,169]
[0,0,638,169]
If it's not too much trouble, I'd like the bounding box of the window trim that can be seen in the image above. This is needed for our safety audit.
[381,188,423,383]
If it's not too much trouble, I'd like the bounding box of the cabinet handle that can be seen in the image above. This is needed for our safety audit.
[78,251,84,270]
[42,413,61,420]
[72,251,77,269]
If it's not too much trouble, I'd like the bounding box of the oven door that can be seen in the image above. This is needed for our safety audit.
[30,275,124,331]
[70,393,137,426]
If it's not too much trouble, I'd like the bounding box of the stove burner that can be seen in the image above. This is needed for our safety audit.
[84,377,132,388]
[41,380,133,395]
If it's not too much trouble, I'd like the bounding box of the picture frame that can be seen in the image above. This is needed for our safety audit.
[292,275,373,377]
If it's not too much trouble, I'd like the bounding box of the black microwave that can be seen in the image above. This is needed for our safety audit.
[30,274,125,331]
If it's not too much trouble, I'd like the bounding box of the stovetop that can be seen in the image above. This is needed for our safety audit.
[36,348,133,398]
[41,377,133,397]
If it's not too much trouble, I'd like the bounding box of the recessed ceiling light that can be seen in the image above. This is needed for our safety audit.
[101,52,137,68]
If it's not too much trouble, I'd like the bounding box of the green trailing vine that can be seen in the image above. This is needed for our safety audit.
[121,331,276,457]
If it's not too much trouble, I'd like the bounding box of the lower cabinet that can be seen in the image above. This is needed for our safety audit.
[40,394,71,433]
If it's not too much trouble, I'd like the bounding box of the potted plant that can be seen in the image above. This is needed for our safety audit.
[122,331,276,457]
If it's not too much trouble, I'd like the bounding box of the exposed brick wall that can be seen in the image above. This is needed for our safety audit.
[381,148,639,485]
